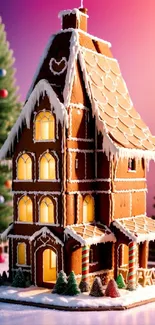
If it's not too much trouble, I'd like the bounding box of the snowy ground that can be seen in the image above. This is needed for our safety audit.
[1,255,155,324]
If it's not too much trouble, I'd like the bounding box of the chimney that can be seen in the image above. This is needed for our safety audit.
[59,8,88,32]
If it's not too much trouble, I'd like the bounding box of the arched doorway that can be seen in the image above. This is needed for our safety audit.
[43,248,57,283]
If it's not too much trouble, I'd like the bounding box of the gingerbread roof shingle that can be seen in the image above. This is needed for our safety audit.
[113,215,155,243]
[65,223,116,245]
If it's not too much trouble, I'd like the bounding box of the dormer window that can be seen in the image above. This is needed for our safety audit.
[35,111,55,141]
[128,158,136,171]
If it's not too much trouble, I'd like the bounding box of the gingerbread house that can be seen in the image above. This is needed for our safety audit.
[1,7,155,289]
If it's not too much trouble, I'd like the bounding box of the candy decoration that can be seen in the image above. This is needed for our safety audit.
[4,179,12,189]
[0,69,7,77]
[82,245,89,284]
[0,89,8,98]
[0,195,5,204]
[127,241,137,290]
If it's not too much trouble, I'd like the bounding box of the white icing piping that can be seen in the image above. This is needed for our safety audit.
[0,79,68,159]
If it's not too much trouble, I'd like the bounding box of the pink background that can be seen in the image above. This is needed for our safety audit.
[0,0,155,216]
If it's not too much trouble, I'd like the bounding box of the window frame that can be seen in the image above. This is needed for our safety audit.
[39,196,56,224]
[17,242,27,266]
[16,152,33,181]
[38,150,59,181]
[33,110,57,142]
[18,195,33,223]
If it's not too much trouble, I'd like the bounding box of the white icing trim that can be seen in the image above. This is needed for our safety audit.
[67,190,111,194]
[0,223,13,240]
[68,148,94,153]
[12,191,61,195]
[67,178,110,183]
[0,79,68,159]
[30,226,64,245]
[65,225,116,245]
[49,57,68,75]
[17,242,27,265]
[68,137,94,142]
[114,177,146,182]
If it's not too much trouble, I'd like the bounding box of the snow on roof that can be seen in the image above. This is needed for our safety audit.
[0,223,13,241]
[0,79,68,160]
[58,8,89,19]
[29,226,64,246]
[113,215,155,243]
[64,223,116,246]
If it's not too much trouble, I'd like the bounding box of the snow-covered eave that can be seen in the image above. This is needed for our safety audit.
[29,226,64,246]
[113,220,155,244]
[0,79,68,160]
[0,223,13,241]
[64,227,116,246]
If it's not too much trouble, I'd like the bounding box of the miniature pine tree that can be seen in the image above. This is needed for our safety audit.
[52,270,67,294]
[105,279,120,298]
[116,274,126,289]
[89,277,104,297]
[64,271,80,296]
[12,268,26,288]
[79,279,89,293]
[2,270,7,282]
[0,17,21,232]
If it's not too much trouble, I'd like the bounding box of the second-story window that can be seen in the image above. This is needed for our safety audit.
[40,152,56,180]
[128,158,136,171]
[83,195,95,223]
[39,197,55,224]
[17,153,32,180]
[35,111,55,141]
[18,195,33,222]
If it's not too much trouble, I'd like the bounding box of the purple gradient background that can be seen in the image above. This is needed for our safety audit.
[0,0,155,216]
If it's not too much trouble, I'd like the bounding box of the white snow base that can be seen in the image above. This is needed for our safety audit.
[0,284,155,310]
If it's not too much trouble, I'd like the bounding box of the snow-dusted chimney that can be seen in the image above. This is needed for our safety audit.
[59,8,88,32]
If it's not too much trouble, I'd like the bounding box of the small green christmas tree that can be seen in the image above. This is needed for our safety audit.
[64,271,80,296]
[12,268,26,288]
[89,277,104,297]
[52,270,67,294]
[116,274,126,289]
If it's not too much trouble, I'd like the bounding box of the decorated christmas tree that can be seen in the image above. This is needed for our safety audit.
[52,270,67,294]
[116,274,126,289]
[105,279,120,298]
[0,17,21,232]
[89,277,104,297]
[12,268,26,288]
[64,271,80,296]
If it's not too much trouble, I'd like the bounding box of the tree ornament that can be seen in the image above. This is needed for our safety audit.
[0,195,5,204]
[0,69,7,77]
[4,179,12,189]
[0,89,8,98]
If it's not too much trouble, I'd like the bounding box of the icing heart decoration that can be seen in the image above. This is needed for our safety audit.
[49,57,68,75]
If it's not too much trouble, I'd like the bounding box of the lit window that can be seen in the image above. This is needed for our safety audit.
[40,197,54,223]
[18,196,33,222]
[40,152,56,180]
[17,154,32,180]
[128,158,136,171]
[83,195,95,223]
[35,111,55,141]
[17,243,26,265]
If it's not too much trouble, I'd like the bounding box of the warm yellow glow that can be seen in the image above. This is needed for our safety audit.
[43,249,56,282]
[83,195,94,223]
[18,196,33,222]
[121,244,129,266]
[40,197,54,223]
[18,243,26,265]
[35,111,55,141]
[17,154,32,180]
[40,153,56,180]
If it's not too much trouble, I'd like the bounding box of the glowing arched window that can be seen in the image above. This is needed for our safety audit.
[40,153,56,180]
[83,195,95,223]
[17,243,26,265]
[18,196,33,222]
[35,111,55,141]
[17,154,32,180]
[40,197,54,224]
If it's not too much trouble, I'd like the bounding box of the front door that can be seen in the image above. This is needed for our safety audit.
[43,248,57,283]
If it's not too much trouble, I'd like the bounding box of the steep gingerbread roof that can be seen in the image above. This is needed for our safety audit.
[0,8,155,161]
[112,215,155,243]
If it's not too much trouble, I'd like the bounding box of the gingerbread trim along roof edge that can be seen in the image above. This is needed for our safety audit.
[0,79,68,160]
[29,226,64,245]
[0,223,13,241]
[64,225,116,245]
[113,216,155,243]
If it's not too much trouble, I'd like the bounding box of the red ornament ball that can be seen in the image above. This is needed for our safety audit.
[4,180,12,189]
[0,89,8,98]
